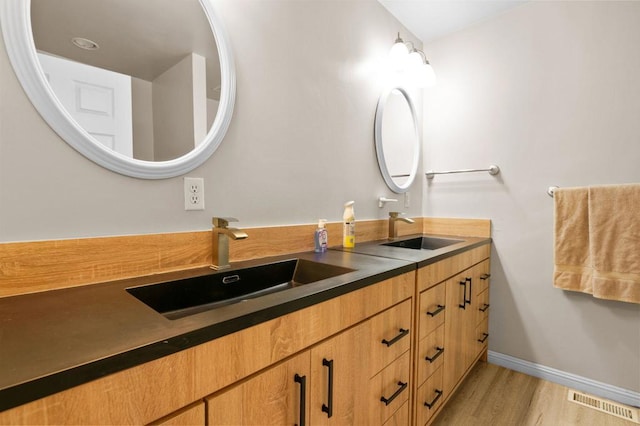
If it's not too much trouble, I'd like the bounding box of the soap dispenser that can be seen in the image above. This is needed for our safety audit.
[314,219,328,253]
[343,201,355,248]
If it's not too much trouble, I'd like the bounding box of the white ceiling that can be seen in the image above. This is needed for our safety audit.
[378,0,528,43]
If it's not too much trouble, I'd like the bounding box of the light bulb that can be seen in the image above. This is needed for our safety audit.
[423,62,437,87]
[389,40,409,71]
[407,50,436,88]
[407,50,423,68]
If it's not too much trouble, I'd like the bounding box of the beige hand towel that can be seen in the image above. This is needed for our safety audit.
[553,187,592,295]
[589,184,640,303]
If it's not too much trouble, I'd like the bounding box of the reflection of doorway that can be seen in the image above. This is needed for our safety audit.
[37,52,133,157]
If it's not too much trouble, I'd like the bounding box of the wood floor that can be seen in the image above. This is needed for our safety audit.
[431,362,637,426]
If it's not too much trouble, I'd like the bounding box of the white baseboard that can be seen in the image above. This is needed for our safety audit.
[487,351,640,408]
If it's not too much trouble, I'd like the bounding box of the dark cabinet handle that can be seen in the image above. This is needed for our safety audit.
[458,280,467,309]
[480,273,491,280]
[321,358,333,418]
[426,305,445,317]
[424,389,443,409]
[479,303,490,312]
[380,381,407,406]
[381,328,409,347]
[465,277,472,305]
[478,333,489,343]
[294,374,306,426]
[425,347,444,363]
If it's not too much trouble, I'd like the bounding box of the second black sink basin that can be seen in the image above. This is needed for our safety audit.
[383,236,463,250]
[127,259,355,320]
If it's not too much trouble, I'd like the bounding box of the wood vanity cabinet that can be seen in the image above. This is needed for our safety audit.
[1,242,493,426]
[413,245,491,426]
[0,272,414,426]
[206,299,412,425]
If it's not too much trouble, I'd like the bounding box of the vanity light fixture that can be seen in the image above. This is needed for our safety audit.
[71,37,99,50]
[389,33,436,88]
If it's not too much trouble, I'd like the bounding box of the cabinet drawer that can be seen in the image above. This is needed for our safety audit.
[474,259,491,296]
[417,244,490,292]
[369,299,412,377]
[419,283,446,339]
[475,317,489,352]
[382,400,409,426]
[368,351,411,425]
[416,367,444,426]
[476,288,490,325]
[417,325,444,386]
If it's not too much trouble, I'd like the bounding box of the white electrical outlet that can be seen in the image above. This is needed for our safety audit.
[184,177,205,210]
[404,192,410,208]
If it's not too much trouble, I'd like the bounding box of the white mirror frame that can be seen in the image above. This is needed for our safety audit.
[0,0,235,179]
[374,86,420,193]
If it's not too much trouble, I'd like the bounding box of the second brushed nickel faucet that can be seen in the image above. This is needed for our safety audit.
[388,212,415,239]
[211,217,248,270]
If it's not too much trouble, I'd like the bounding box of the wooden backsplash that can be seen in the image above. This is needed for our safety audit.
[0,217,489,298]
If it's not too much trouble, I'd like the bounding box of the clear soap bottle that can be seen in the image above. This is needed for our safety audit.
[314,219,328,253]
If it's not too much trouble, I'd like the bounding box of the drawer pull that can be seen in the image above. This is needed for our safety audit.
[294,374,306,426]
[459,280,467,309]
[424,389,443,409]
[426,304,445,317]
[480,273,491,280]
[478,333,489,343]
[479,303,490,312]
[321,358,333,418]
[380,381,407,406]
[381,328,409,347]
[465,277,472,306]
[425,347,444,363]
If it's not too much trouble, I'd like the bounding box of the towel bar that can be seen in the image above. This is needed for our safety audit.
[425,164,500,180]
[548,186,559,197]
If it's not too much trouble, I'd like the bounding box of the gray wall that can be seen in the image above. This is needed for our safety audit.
[0,0,422,242]
[423,1,640,392]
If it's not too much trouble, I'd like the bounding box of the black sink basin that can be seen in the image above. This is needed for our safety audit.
[126,259,354,320]
[383,236,463,250]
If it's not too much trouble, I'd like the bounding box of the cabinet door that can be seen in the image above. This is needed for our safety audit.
[443,273,473,394]
[206,351,310,425]
[310,320,371,425]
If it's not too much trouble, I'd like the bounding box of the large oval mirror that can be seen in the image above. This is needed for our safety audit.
[0,0,235,179]
[374,87,420,193]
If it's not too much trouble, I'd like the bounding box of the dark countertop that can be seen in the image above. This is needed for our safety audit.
[0,234,491,412]
[0,250,414,412]
[334,233,491,268]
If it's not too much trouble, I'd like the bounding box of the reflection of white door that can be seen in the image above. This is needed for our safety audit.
[37,52,133,157]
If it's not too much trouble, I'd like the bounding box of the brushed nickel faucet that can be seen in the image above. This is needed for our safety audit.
[389,212,415,239]
[211,217,248,270]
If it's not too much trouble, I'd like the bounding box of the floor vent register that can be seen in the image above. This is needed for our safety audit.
[567,389,639,423]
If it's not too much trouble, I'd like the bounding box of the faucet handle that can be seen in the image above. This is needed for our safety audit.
[212,217,239,228]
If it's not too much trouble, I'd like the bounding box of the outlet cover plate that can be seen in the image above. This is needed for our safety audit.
[184,177,205,210]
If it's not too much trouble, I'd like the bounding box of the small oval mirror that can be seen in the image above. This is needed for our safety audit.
[0,0,235,179]
[374,87,420,193]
